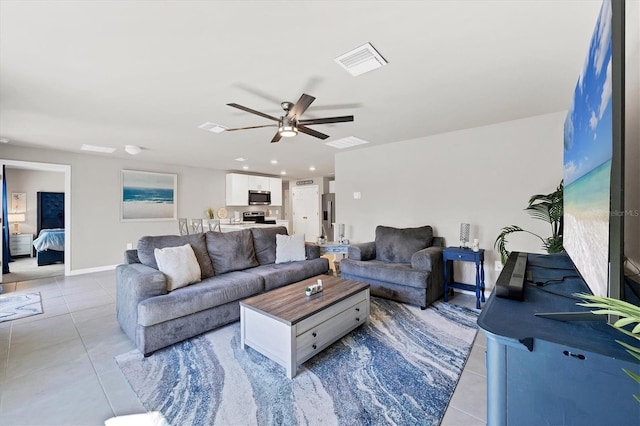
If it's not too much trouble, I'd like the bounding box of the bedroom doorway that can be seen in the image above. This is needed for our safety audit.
[0,160,71,285]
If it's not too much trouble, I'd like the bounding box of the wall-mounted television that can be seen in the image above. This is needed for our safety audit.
[563,0,626,303]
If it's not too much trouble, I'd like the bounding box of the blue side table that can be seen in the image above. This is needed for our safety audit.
[443,247,485,309]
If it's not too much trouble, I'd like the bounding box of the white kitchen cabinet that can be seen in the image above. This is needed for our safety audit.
[226,173,249,206]
[248,175,270,191]
[226,173,282,206]
[270,177,282,206]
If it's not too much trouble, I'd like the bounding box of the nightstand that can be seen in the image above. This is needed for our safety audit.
[443,246,485,309]
[10,233,34,257]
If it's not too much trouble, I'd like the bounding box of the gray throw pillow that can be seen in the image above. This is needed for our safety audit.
[205,229,259,274]
[375,225,433,263]
[250,226,288,265]
[137,233,215,279]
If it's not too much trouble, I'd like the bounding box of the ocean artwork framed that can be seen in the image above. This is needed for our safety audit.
[121,170,177,221]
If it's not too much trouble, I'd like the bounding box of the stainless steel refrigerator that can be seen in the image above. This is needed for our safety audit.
[321,193,335,241]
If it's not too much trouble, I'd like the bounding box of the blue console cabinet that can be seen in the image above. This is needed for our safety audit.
[478,253,640,426]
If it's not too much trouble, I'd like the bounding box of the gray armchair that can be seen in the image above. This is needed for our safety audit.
[340,225,445,309]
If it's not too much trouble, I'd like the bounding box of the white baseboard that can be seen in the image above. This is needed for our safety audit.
[69,264,118,276]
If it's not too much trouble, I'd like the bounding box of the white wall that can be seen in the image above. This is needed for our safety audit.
[5,168,65,236]
[2,145,227,272]
[335,112,566,288]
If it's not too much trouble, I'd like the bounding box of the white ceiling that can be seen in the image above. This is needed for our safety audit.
[0,0,603,179]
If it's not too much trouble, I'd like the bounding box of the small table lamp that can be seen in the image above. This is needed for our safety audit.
[7,213,26,234]
[459,223,470,248]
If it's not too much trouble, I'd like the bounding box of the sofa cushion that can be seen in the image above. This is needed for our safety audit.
[275,233,306,264]
[250,226,288,265]
[137,233,214,279]
[375,225,433,263]
[154,244,202,292]
[340,259,431,289]
[205,229,259,274]
[246,258,330,291]
[137,271,263,327]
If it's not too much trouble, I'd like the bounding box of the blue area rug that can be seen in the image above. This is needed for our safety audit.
[116,297,479,425]
[0,292,43,323]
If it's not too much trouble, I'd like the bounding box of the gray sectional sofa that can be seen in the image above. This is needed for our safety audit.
[340,225,445,309]
[116,226,329,355]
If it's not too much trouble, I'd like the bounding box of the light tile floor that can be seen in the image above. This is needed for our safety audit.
[0,271,486,425]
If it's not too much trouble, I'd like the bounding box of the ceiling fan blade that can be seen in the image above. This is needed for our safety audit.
[225,124,278,131]
[288,93,316,119]
[298,115,354,125]
[297,124,329,140]
[227,103,280,122]
[270,131,282,143]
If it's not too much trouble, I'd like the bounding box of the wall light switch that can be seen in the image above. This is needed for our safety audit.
[353,191,361,199]
[495,260,503,272]
[127,243,133,250]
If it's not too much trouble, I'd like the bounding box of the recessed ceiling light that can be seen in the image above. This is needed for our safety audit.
[335,42,387,77]
[309,166,316,171]
[198,122,227,133]
[0,138,9,143]
[271,160,278,164]
[281,171,287,175]
[242,165,249,170]
[235,157,247,162]
[325,136,370,149]
[81,144,116,153]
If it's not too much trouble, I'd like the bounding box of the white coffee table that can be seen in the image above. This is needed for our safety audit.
[239,275,370,378]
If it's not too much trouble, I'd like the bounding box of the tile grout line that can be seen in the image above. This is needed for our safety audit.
[62,276,119,420]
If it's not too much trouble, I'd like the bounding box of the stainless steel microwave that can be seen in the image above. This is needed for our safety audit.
[248,190,271,205]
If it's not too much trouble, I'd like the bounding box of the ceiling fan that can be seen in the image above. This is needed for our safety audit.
[225,93,354,143]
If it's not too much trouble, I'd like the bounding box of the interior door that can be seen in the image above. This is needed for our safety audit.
[292,185,319,242]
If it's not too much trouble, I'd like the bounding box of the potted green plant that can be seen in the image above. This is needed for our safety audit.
[577,293,640,403]
[494,181,564,264]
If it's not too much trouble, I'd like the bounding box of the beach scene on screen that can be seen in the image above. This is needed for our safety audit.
[563,0,612,298]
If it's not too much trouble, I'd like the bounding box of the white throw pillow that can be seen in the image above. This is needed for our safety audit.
[154,244,202,291]
[275,233,306,264]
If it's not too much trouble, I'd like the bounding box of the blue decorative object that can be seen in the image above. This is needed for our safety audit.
[443,246,485,309]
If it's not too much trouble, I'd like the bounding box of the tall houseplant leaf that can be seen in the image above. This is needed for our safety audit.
[577,293,640,403]
[494,181,564,263]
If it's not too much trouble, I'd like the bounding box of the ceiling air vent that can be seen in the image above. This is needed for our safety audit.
[325,136,370,149]
[81,144,116,153]
[198,122,227,133]
[334,42,387,77]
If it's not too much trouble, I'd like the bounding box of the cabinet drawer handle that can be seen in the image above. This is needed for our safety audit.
[356,317,360,322]
[312,344,317,350]
[312,332,317,338]
[355,308,360,312]
[562,350,585,360]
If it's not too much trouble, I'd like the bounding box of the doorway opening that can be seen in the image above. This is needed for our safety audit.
[1,160,71,285]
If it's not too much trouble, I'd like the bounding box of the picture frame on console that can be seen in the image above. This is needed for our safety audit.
[121,169,177,222]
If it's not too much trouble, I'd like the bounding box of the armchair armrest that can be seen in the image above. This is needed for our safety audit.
[305,243,321,259]
[348,241,376,261]
[411,245,443,271]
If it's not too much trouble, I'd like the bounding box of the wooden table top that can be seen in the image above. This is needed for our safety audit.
[239,274,369,326]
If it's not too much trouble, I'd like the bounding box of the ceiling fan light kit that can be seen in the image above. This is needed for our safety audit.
[278,117,298,138]
[225,93,354,143]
